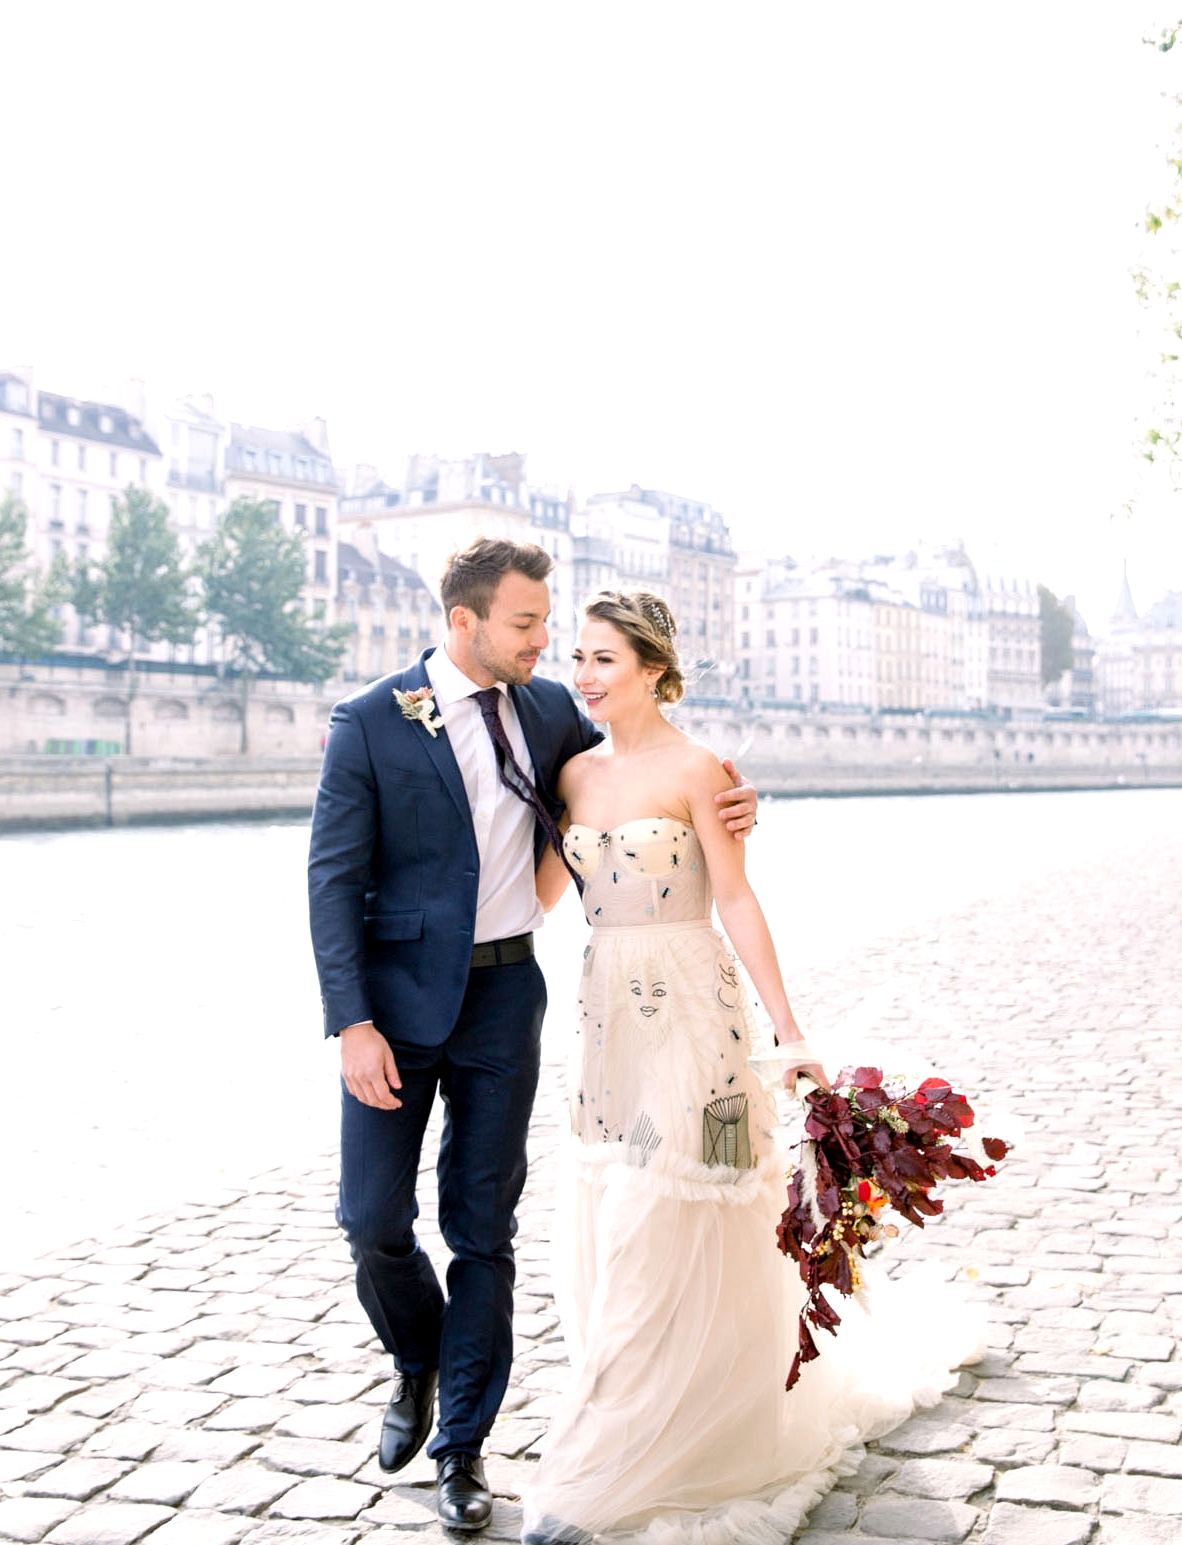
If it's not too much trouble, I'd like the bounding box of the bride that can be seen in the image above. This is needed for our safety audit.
[521,591,980,1545]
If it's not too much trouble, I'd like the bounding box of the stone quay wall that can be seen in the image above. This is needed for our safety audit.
[0,664,335,761]
[2,664,1181,829]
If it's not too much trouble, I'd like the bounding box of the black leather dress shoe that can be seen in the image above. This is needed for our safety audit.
[436,1451,493,1532]
[377,1369,437,1473]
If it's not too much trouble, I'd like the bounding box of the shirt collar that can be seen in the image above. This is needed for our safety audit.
[426,643,509,710]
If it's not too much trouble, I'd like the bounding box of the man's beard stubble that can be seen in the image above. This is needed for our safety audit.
[470,624,537,687]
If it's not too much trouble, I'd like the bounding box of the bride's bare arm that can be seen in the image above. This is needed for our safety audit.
[536,810,572,911]
[535,757,585,912]
[684,750,829,1087]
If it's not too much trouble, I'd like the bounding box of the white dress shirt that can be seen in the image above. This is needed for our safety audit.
[426,645,544,944]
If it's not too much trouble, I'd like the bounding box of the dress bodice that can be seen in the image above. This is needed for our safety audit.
[564,817,712,927]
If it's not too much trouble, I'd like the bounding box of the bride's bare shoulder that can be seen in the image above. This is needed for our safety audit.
[557,742,607,799]
[666,732,733,793]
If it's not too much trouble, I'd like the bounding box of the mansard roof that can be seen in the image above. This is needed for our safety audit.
[37,392,161,454]
[226,424,336,487]
[337,542,439,601]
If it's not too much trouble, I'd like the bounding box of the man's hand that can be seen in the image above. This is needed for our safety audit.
[340,1021,402,1110]
[715,757,758,839]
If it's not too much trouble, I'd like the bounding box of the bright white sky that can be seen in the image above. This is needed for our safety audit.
[4,1,1182,632]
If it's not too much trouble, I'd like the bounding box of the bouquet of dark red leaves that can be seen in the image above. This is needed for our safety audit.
[776,1067,1009,1390]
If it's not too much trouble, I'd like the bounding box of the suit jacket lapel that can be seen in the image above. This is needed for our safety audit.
[396,651,472,832]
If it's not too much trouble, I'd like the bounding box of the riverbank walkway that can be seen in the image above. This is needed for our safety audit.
[1,838,1180,1545]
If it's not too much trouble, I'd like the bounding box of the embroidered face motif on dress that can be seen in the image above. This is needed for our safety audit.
[630,977,667,1022]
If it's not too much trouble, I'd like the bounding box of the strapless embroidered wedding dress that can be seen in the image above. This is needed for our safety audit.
[522,818,980,1545]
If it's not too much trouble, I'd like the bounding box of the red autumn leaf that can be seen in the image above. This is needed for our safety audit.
[918,1077,952,1100]
[850,1066,884,1090]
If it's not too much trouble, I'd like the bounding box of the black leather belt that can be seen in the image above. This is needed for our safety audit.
[470,933,535,969]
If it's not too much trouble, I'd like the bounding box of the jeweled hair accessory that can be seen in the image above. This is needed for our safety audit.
[639,596,674,642]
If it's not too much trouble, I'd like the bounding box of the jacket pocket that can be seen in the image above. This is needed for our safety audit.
[364,910,426,942]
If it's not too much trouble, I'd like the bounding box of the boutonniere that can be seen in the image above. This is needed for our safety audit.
[393,685,445,737]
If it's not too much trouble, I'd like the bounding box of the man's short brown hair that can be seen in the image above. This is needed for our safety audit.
[440,537,553,620]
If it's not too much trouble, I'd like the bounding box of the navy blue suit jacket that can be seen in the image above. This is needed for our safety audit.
[308,649,601,1044]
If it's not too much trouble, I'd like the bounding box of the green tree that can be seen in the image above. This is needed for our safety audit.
[1038,583,1075,688]
[197,497,348,753]
[0,492,68,662]
[72,486,198,752]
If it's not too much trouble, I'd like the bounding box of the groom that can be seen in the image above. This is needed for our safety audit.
[308,537,754,1532]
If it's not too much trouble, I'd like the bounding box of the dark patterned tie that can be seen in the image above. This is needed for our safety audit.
[474,687,572,874]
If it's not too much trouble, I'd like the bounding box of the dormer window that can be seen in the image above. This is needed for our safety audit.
[67,406,81,427]
[99,414,113,434]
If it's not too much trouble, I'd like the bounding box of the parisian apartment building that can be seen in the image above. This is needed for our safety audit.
[6,364,1178,713]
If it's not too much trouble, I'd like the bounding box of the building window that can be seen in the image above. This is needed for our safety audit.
[50,439,60,467]
[77,489,88,528]
[78,444,87,471]
[791,627,800,645]
[766,629,775,647]
[50,484,62,522]
[9,470,22,495]
[314,549,328,583]
[294,503,307,528]
[315,506,328,536]
[810,627,819,645]
[139,458,147,482]
[10,427,23,459]
[109,450,118,477]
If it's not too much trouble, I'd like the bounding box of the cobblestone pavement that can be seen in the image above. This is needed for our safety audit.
[2,836,1180,1545]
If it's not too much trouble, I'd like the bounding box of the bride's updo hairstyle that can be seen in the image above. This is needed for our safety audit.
[582,590,685,705]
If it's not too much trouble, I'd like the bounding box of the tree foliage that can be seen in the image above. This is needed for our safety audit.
[73,486,198,657]
[1038,583,1075,688]
[197,498,348,683]
[1133,21,1182,478]
[0,493,67,660]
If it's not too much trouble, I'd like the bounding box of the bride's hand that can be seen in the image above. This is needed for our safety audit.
[773,1034,831,1093]
[788,1062,831,1094]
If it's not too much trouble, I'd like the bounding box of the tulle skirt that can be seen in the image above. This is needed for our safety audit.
[522,1131,982,1545]
[522,916,983,1543]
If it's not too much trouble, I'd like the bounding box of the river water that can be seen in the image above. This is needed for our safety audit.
[2,787,1178,1270]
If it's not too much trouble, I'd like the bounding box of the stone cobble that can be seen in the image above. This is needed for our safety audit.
[0,836,1179,1543]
